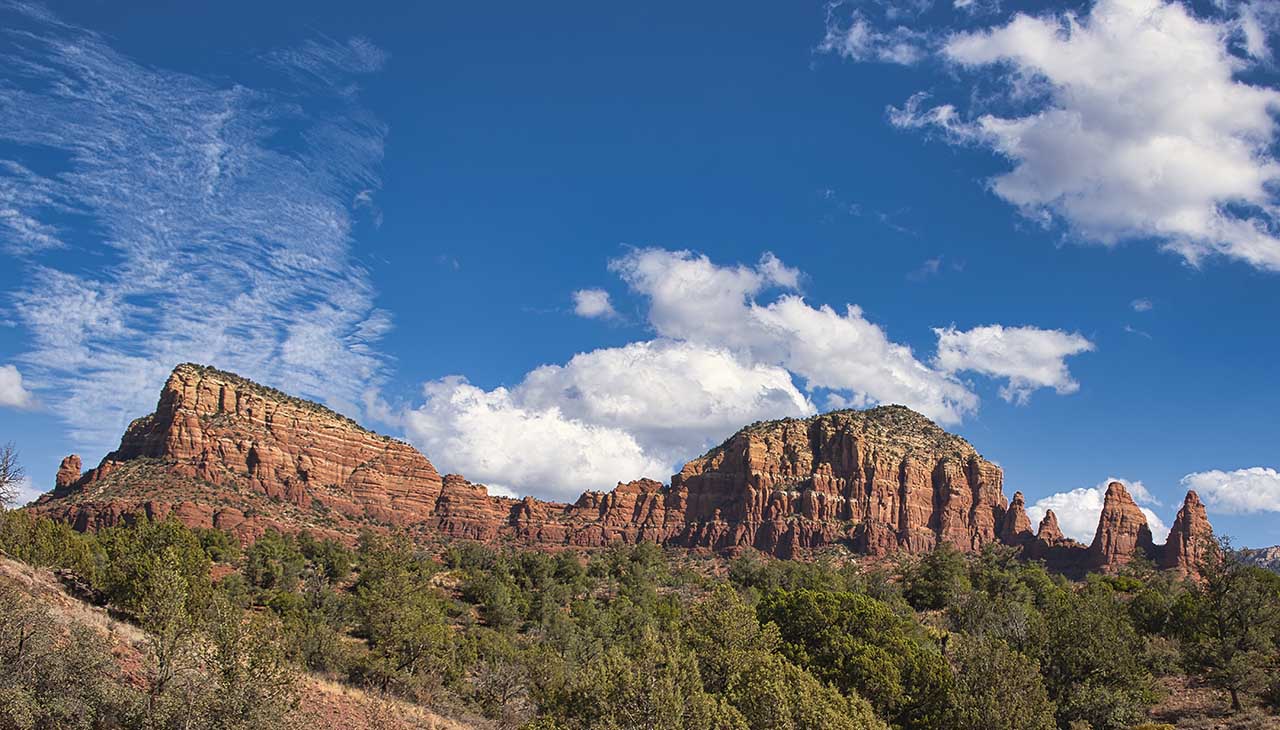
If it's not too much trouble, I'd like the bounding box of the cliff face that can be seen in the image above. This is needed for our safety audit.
[1240,546,1280,574]
[40,364,445,538]
[666,407,1007,558]
[32,363,1212,573]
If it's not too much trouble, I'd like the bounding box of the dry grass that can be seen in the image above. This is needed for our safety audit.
[1150,675,1280,729]
[0,555,482,729]
[296,677,484,730]
[0,555,145,644]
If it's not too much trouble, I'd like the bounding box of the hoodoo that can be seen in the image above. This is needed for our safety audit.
[1088,482,1158,569]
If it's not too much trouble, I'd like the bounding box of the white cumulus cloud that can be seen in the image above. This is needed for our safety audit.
[404,376,672,502]
[404,248,1097,499]
[518,339,815,456]
[571,288,617,319]
[612,248,980,424]
[933,324,1095,404]
[404,339,816,499]
[1027,477,1168,544]
[881,0,1280,271]
[0,365,34,409]
[1181,467,1280,514]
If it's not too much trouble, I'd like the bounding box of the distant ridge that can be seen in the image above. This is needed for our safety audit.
[1241,546,1280,574]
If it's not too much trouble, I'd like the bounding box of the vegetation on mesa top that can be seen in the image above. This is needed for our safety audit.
[170,363,394,442]
[708,404,981,462]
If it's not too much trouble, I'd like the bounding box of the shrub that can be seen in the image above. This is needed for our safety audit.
[0,582,140,728]
[759,588,954,729]
[947,635,1056,730]
[243,529,305,593]
[903,543,971,611]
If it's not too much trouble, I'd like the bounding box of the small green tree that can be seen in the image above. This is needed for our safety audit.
[759,588,954,729]
[243,529,306,593]
[1175,537,1280,711]
[903,542,971,611]
[351,532,452,696]
[548,627,747,730]
[96,518,212,618]
[140,559,205,722]
[1042,584,1157,729]
[204,597,300,729]
[947,635,1056,730]
[687,585,888,729]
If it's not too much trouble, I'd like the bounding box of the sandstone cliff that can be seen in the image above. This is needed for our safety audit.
[31,363,1212,573]
[666,406,1008,558]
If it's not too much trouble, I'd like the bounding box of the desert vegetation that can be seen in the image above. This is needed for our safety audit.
[1,506,1278,729]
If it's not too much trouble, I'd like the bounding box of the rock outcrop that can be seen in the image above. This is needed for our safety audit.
[54,455,82,491]
[666,407,1007,558]
[1160,491,1213,576]
[1088,482,1157,569]
[1240,545,1280,574]
[999,492,1034,546]
[31,363,1214,574]
[1036,510,1066,544]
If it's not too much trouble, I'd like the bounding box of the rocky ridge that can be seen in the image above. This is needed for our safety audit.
[32,363,1214,573]
[1240,545,1280,574]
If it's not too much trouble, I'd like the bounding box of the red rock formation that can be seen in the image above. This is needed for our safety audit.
[1088,482,1157,569]
[73,363,444,525]
[54,455,81,491]
[667,407,1007,558]
[1161,490,1212,576]
[1035,510,1066,544]
[999,492,1034,545]
[29,363,1213,573]
[1022,509,1092,572]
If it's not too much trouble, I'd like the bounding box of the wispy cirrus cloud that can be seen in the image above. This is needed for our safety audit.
[0,3,391,451]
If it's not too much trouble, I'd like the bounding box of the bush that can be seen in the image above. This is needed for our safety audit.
[196,527,241,563]
[0,510,100,579]
[903,543,971,611]
[0,582,140,728]
[295,531,353,582]
[243,529,306,593]
[947,635,1056,730]
[544,627,746,730]
[95,518,212,620]
[759,588,954,729]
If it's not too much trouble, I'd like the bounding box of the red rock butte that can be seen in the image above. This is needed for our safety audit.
[32,363,1213,574]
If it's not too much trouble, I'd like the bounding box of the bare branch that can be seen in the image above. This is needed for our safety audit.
[0,441,26,508]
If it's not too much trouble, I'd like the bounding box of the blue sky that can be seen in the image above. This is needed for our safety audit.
[2,0,1279,546]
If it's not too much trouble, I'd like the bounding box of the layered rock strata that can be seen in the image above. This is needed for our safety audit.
[32,364,1213,574]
